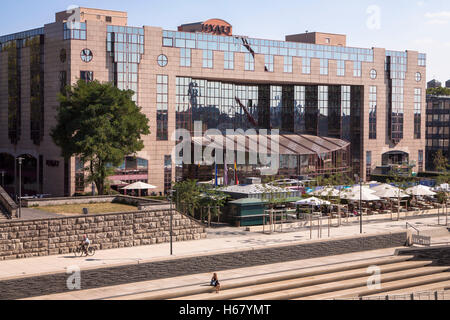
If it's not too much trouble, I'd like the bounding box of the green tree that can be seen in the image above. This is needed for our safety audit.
[51,80,150,195]
[199,186,229,226]
[427,87,450,96]
[173,179,202,218]
[434,150,449,172]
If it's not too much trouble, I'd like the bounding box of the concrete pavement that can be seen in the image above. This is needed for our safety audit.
[0,214,447,282]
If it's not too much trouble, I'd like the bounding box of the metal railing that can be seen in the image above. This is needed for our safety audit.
[406,222,421,235]
[338,290,450,300]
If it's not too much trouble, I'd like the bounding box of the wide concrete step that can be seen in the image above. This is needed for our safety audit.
[235,266,449,300]
[293,270,450,300]
[363,280,450,298]
[175,260,431,301]
[111,255,414,300]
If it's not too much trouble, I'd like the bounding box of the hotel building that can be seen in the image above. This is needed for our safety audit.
[0,8,427,197]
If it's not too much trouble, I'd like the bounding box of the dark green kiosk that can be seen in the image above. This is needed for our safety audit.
[227,198,267,227]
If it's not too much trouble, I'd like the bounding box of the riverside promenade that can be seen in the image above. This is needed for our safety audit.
[0,213,448,300]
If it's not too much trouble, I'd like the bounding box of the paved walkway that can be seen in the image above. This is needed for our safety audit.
[25,247,401,300]
[0,214,447,282]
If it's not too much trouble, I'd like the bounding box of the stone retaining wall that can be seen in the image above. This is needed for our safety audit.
[23,195,164,208]
[0,210,206,260]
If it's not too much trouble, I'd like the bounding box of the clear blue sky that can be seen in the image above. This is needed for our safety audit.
[1,0,449,82]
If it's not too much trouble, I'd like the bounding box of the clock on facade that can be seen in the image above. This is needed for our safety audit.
[60,49,67,63]
[81,48,93,63]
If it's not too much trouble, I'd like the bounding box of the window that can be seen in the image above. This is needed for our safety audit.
[224,51,234,70]
[265,55,274,72]
[164,155,172,195]
[302,58,311,74]
[105,16,112,23]
[414,88,422,139]
[80,71,94,82]
[180,48,191,67]
[63,22,86,40]
[415,72,421,82]
[418,54,426,67]
[353,61,362,77]
[75,157,85,193]
[418,150,424,172]
[320,59,328,75]
[59,71,67,93]
[337,60,345,76]
[369,86,377,139]
[157,54,168,67]
[325,38,331,44]
[284,56,292,73]
[366,151,372,177]
[203,50,213,68]
[157,75,169,141]
[245,53,254,71]
[370,69,377,79]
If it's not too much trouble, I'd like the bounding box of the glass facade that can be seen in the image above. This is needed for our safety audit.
[426,96,450,171]
[5,41,21,144]
[162,30,375,64]
[386,51,407,144]
[157,75,169,141]
[414,88,421,139]
[107,25,144,101]
[369,86,377,140]
[27,35,45,145]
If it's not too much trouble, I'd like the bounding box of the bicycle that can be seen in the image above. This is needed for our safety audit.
[74,243,96,257]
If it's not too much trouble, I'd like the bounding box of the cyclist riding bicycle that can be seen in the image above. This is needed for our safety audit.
[81,235,91,255]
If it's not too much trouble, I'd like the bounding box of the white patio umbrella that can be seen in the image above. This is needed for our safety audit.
[342,191,381,201]
[374,186,410,199]
[347,186,377,194]
[406,185,436,197]
[295,197,331,206]
[371,183,395,192]
[435,183,450,192]
[121,181,157,196]
[311,187,340,197]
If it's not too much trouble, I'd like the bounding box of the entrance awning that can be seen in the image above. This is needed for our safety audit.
[192,133,350,156]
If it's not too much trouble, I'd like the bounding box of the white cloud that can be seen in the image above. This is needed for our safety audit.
[426,19,449,25]
[425,11,450,19]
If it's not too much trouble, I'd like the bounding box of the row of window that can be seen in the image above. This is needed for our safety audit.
[175,49,380,78]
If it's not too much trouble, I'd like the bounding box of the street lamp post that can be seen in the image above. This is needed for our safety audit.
[355,174,363,234]
[169,189,174,256]
[17,157,24,219]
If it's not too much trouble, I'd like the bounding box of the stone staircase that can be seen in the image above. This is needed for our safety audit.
[111,255,450,300]
[0,202,11,221]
